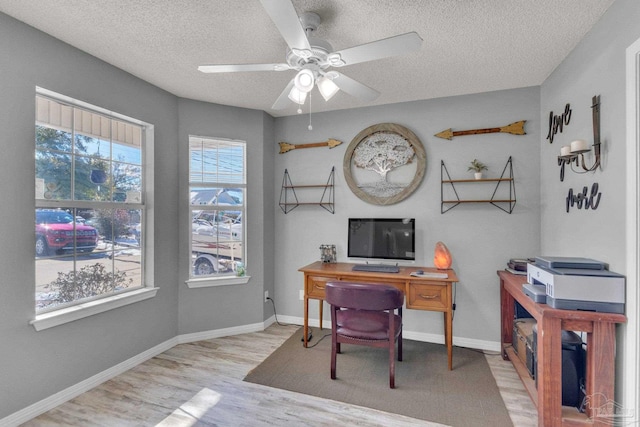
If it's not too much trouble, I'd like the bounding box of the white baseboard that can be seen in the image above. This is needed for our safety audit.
[269,314,502,352]
[0,317,277,427]
[0,337,178,427]
[176,319,274,344]
[1,314,498,426]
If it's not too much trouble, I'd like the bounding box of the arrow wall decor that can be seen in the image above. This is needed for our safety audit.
[434,120,526,140]
[279,138,342,154]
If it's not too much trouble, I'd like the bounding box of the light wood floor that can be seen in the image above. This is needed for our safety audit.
[22,324,537,426]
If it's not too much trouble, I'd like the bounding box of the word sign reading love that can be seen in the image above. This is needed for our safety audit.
[547,103,572,144]
[566,183,601,213]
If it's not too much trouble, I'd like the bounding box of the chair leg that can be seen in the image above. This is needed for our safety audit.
[398,308,403,362]
[389,342,396,388]
[331,337,337,380]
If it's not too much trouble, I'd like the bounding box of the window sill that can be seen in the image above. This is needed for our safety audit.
[30,287,159,331]
[186,275,251,288]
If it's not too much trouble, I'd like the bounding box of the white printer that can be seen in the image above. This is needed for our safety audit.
[526,256,625,314]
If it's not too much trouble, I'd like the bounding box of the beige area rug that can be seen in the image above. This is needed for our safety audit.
[245,328,512,427]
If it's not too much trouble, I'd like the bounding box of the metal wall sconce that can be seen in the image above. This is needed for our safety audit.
[557,95,601,182]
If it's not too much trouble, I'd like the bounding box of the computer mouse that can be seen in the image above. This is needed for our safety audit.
[416,270,424,274]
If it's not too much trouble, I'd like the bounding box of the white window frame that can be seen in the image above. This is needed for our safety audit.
[186,135,249,288]
[31,87,157,331]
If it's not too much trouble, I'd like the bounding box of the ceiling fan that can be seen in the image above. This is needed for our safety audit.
[198,0,423,110]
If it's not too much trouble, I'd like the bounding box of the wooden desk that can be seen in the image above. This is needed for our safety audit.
[498,270,627,427]
[299,261,459,370]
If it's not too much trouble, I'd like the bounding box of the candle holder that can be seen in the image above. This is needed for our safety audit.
[557,96,601,182]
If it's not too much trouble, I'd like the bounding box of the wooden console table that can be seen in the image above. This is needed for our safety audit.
[299,261,459,370]
[499,270,627,426]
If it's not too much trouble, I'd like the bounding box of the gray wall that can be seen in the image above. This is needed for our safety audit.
[262,113,277,315]
[540,0,637,268]
[0,13,274,419]
[273,87,541,345]
[538,0,640,408]
[176,99,275,333]
[0,12,179,417]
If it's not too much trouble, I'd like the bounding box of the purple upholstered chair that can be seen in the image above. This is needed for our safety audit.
[325,281,404,388]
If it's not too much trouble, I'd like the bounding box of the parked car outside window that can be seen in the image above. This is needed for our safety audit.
[35,209,98,257]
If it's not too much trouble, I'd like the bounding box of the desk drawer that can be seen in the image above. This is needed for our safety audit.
[306,276,331,298]
[407,282,447,310]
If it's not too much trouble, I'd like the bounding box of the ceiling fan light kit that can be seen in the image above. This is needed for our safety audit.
[197,0,423,112]
[288,86,307,105]
[317,75,339,101]
[294,69,315,93]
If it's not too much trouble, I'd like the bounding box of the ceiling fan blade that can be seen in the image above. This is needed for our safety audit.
[271,78,296,110]
[330,32,423,66]
[330,72,380,102]
[198,63,290,73]
[260,0,311,51]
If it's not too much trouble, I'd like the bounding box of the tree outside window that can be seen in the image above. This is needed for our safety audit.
[35,93,145,312]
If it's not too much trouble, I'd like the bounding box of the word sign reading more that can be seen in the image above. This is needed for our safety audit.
[566,183,601,213]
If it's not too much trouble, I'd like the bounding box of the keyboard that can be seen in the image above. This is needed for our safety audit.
[352,264,400,273]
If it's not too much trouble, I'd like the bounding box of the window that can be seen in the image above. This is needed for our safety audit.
[35,91,146,314]
[189,136,246,281]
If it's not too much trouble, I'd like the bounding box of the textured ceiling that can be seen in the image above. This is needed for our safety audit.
[0,0,615,117]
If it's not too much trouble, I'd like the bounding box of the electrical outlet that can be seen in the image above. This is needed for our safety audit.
[299,290,304,300]
[264,291,269,303]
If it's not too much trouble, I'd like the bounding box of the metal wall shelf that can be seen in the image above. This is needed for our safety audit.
[441,157,516,214]
[279,167,335,214]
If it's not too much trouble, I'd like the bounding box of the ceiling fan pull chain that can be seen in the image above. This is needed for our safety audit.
[308,92,313,131]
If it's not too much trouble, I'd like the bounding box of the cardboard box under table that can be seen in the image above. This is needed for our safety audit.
[513,318,536,376]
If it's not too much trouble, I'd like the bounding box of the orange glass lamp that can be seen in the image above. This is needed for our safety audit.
[434,241,452,269]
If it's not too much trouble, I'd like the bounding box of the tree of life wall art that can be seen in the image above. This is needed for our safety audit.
[343,123,426,205]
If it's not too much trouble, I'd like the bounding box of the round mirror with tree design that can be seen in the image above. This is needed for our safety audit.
[343,123,426,205]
